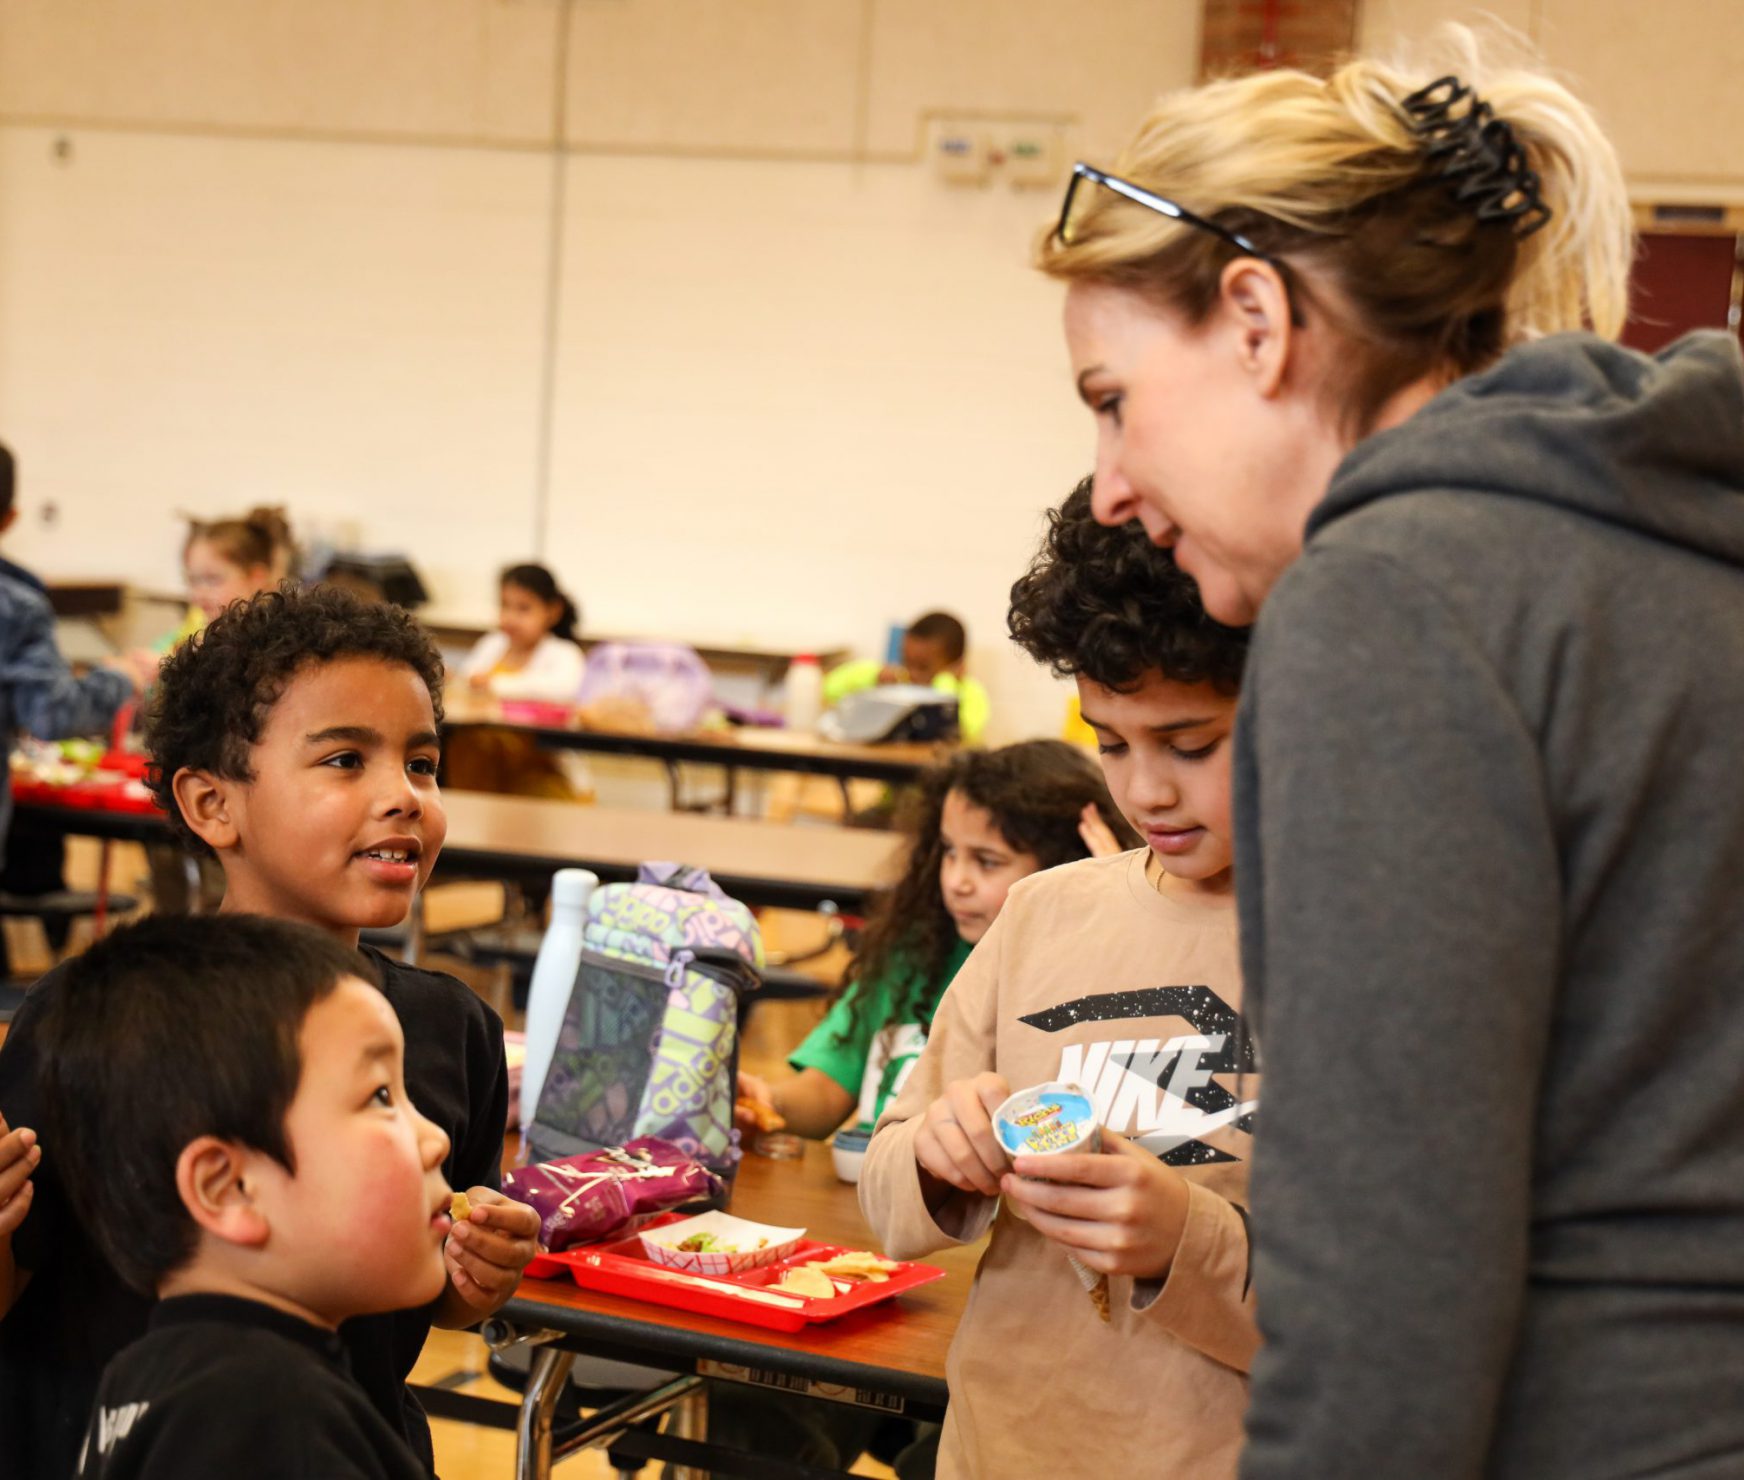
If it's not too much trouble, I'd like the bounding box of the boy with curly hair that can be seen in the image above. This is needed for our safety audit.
[859,477,1258,1480]
[0,585,539,1480]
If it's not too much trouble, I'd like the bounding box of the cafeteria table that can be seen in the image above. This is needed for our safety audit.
[442,692,944,811]
[9,788,902,916]
[474,1137,975,1480]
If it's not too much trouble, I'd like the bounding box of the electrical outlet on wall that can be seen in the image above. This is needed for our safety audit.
[931,116,1068,189]
[1001,124,1065,189]
[931,120,993,185]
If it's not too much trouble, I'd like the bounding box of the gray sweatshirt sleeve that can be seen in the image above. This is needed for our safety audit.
[1235,546,1562,1478]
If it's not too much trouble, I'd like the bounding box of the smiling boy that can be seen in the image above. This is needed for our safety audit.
[35,915,453,1479]
[859,478,1258,1480]
[0,585,538,1479]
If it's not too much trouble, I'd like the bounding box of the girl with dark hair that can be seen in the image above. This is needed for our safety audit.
[463,563,583,695]
[449,563,590,799]
[737,740,1136,1141]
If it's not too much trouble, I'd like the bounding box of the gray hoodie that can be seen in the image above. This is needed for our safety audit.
[1234,331,1744,1479]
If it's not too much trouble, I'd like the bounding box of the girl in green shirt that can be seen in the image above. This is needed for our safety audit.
[739,739,1137,1138]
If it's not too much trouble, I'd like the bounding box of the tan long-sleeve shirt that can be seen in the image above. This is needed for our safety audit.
[860,849,1257,1480]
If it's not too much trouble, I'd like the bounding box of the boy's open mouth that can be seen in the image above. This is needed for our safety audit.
[354,838,422,884]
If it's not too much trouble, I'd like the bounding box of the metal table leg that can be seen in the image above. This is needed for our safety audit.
[670,1383,709,1480]
[515,1345,576,1480]
[402,888,426,965]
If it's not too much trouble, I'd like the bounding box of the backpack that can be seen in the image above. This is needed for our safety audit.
[576,642,714,734]
[526,863,763,1185]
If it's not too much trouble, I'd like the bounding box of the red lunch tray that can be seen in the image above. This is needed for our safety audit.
[521,1212,945,1334]
[11,774,160,815]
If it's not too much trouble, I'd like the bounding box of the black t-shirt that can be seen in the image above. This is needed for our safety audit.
[0,945,508,1480]
[76,1293,429,1480]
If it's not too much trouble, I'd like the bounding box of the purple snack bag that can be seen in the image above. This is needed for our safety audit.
[503,1136,725,1252]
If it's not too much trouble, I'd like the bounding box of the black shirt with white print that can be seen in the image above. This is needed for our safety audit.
[77,1294,429,1479]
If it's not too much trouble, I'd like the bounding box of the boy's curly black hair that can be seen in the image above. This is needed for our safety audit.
[146,583,446,855]
[1007,476,1249,693]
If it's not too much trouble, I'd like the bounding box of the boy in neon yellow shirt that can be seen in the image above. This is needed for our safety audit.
[822,610,990,743]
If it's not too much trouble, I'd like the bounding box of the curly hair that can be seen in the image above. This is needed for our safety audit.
[146,583,446,855]
[1007,477,1249,693]
[836,740,1139,1047]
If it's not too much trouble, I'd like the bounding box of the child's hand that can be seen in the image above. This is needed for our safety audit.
[443,1187,542,1314]
[467,671,492,692]
[1000,1128,1191,1280]
[914,1073,1011,1199]
[0,1114,39,1240]
[734,1071,777,1132]
[1077,804,1126,859]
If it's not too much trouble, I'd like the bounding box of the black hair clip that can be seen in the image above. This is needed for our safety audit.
[1399,75,1551,238]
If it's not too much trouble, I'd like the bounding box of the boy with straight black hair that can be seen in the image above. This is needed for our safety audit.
[0,584,540,1479]
[37,914,451,1478]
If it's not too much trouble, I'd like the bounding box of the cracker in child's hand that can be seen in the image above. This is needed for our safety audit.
[450,1192,472,1222]
[736,1097,786,1133]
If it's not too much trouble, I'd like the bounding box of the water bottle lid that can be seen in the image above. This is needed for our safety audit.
[550,868,599,910]
[793,653,819,665]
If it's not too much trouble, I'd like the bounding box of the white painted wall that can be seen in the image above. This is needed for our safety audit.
[3,0,1736,741]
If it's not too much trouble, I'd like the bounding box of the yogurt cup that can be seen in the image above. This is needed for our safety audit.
[993,1082,1101,1160]
[992,1081,1112,1323]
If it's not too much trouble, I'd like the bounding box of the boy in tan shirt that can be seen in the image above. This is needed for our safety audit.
[860,478,1256,1479]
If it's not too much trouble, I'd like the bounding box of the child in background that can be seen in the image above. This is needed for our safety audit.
[739,740,1137,1142]
[149,503,294,909]
[823,610,991,744]
[462,563,585,700]
[0,585,539,1480]
[448,563,591,799]
[0,440,152,889]
[35,916,446,1480]
[860,479,1257,1480]
[169,506,296,644]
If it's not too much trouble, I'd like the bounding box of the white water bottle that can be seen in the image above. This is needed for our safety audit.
[785,653,823,733]
[519,868,598,1130]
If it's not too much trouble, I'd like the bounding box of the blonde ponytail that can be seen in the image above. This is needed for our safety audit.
[1038,26,1634,425]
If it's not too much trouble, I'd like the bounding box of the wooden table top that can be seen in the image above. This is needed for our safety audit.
[499,1137,978,1405]
[435,790,900,911]
[443,692,946,785]
[10,787,903,912]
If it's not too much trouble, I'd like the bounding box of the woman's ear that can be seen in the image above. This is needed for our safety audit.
[172,768,240,854]
[1218,258,1295,398]
[175,1136,270,1249]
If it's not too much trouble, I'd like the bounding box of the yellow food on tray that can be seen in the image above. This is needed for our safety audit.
[774,1264,837,1299]
[450,1192,472,1222]
[812,1251,901,1283]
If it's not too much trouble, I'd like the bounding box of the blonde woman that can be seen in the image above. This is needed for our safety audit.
[1039,31,1744,1480]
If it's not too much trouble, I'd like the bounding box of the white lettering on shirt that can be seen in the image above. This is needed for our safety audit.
[83,1400,151,1468]
[1055,1033,1258,1153]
